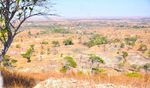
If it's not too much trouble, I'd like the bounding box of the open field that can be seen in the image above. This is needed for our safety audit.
[1,18,150,88]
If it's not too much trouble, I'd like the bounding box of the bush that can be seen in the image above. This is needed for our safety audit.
[60,66,68,73]
[51,28,69,34]
[41,41,49,44]
[52,41,60,47]
[92,67,105,74]
[138,44,147,53]
[21,46,34,63]
[124,36,137,46]
[63,39,73,45]
[64,56,77,68]
[1,55,17,67]
[85,34,107,47]
[143,63,150,71]
[89,54,105,64]
[60,56,77,73]
[122,51,128,59]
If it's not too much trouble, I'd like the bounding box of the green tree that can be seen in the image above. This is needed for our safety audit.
[0,0,54,61]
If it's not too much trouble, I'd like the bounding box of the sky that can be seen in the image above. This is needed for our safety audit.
[53,0,150,18]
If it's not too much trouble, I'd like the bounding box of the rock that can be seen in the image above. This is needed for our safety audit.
[34,78,134,88]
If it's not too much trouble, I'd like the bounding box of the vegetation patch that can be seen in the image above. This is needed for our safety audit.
[126,72,142,77]
[63,38,74,45]
[85,34,108,47]
[51,27,69,34]
[124,36,137,46]
[52,41,60,47]
[60,56,77,73]
[21,46,34,63]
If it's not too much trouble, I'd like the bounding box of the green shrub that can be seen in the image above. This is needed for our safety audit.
[89,54,105,64]
[30,44,35,52]
[21,46,34,63]
[60,56,77,73]
[41,41,49,44]
[63,39,73,45]
[92,67,105,74]
[138,44,147,53]
[120,43,125,48]
[51,28,69,34]
[85,34,107,47]
[122,51,128,59]
[52,41,60,47]
[1,55,17,67]
[126,72,141,77]
[60,66,68,73]
[124,36,137,46]
[143,63,150,71]
[64,56,77,68]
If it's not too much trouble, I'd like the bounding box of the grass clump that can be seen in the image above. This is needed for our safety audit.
[63,38,73,45]
[126,72,141,77]
[60,56,77,73]
[143,63,150,71]
[1,55,17,67]
[52,41,60,47]
[1,68,36,88]
[138,44,147,53]
[124,36,137,46]
[41,41,49,44]
[85,34,107,47]
[92,68,105,74]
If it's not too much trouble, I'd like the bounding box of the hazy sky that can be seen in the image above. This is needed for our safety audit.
[54,0,150,18]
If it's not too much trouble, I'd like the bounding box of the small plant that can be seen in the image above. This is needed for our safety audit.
[120,43,125,48]
[111,38,121,43]
[16,44,21,48]
[21,46,34,63]
[63,38,73,45]
[92,67,105,74]
[124,36,137,46]
[119,51,128,62]
[143,63,150,72]
[52,41,60,47]
[1,55,17,67]
[85,34,107,47]
[41,41,49,44]
[122,51,128,59]
[138,44,147,53]
[126,72,141,77]
[60,56,77,73]
[89,54,105,64]
[89,54,105,74]
[30,44,35,52]
[117,51,128,66]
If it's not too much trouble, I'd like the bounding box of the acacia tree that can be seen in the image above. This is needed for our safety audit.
[0,0,53,60]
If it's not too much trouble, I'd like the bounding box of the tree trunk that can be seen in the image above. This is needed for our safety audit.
[0,37,13,61]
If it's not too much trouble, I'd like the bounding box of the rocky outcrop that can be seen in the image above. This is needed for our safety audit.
[34,78,133,88]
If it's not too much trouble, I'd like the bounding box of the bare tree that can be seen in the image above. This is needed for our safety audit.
[0,0,54,60]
